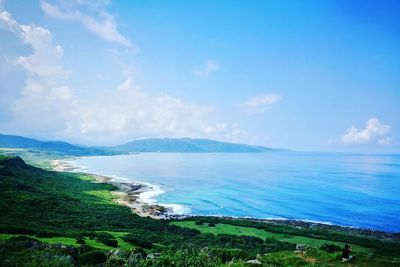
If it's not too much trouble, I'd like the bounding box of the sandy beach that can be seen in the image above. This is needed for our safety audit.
[50,159,175,219]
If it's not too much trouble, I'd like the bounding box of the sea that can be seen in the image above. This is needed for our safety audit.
[69,152,400,232]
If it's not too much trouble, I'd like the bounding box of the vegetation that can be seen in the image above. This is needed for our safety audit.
[0,134,109,156]
[108,137,287,153]
[174,217,400,257]
[1,155,399,266]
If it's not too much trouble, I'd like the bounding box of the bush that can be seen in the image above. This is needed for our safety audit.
[130,247,147,259]
[123,234,153,249]
[102,238,118,247]
[7,236,40,243]
[78,244,95,254]
[208,223,216,227]
[95,232,118,247]
[35,230,59,238]
[105,257,126,267]
[78,250,107,265]
[76,238,86,244]
[210,248,246,262]
[320,243,342,253]
[195,221,203,225]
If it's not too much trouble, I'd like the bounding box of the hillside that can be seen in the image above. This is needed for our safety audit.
[108,138,288,153]
[1,134,289,155]
[0,134,107,156]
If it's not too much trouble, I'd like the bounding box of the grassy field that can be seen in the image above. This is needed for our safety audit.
[0,231,136,251]
[171,221,373,253]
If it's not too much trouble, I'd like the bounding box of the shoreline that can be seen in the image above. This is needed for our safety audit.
[51,159,178,219]
[50,159,400,237]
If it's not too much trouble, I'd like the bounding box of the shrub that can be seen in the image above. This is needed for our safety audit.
[102,238,118,247]
[78,250,107,265]
[123,234,153,249]
[130,247,147,259]
[95,232,118,247]
[195,221,203,225]
[105,257,126,267]
[208,223,216,227]
[76,238,86,244]
[210,248,246,262]
[320,243,342,253]
[7,236,40,243]
[35,230,59,238]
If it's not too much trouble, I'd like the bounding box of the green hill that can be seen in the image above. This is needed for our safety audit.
[108,137,289,153]
[0,134,107,156]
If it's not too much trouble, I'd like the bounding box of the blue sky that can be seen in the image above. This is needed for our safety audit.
[0,0,399,153]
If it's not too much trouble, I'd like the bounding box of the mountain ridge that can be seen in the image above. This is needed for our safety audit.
[107,137,289,153]
[0,134,289,154]
[0,134,107,156]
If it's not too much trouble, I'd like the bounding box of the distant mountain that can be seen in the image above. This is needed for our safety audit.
[0,134,107,156]
[108,138,289,153]
[0,134,289,155]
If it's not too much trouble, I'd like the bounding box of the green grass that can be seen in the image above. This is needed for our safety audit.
[0,232,134,250]
[82,238,114,250]
[98,231,136,250]
[172,221,373,253]
[0,234,78,246]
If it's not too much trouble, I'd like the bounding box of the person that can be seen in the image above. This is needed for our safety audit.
[342,244,353,262]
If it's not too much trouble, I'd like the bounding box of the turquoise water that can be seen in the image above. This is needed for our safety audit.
[72,152,400,232]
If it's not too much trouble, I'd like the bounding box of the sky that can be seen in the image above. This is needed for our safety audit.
[0,0,399,153]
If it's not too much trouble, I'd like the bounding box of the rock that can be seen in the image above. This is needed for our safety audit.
[107,249,127,259]
[146,253,160,260]
[246,259,262,264]
[128,248,147,265]
[295,244,307,252]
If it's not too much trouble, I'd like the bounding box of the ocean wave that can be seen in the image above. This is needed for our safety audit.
[67,158,191,216]
[138,185,165,204]
[160,203,191,215]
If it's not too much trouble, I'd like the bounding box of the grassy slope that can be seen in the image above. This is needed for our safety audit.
[171,221,372,253]
[0,148,63,169]
[1,154,400,266]
[0,232,134,250]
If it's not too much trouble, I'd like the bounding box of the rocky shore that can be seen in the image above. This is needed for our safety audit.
[51,159,175,219]
[109,181,173,219]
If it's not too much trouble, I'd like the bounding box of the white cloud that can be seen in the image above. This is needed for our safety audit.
[0,10,22,31]
[378,137,393,145]
[194,60,219,77]
[12,75,251,144]
[203,122,250,144]
[1,9,253,145]
[0,10,68,79]
[241,93,281,113]
[40,0,135,49]
[70,77,216,139]
[341,118,391,144]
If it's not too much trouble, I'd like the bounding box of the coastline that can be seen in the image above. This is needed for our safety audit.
[51,159,178,219]
[50,158,400,239]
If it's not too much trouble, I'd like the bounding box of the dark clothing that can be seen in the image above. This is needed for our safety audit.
[342,248,351,259]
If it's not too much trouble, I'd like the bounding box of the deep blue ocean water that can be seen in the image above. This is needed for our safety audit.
[71,152,400,232]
